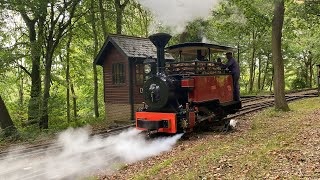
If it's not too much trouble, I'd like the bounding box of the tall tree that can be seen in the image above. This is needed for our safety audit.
[249,27,256,92]
[40,0,80,129]
[272,0,289,111]
[99,0,108,39]
[65,32,73,123]
[261,52,271,90]
[123,1,152,37]
[91,0,100,118]
[0,95,16,136]
[257,54,262,90]
[114,0,130,34]
[15,1,47,123]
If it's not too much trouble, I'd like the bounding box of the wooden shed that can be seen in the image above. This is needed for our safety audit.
[94,34,173,123]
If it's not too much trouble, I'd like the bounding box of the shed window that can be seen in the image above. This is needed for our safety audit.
[112,63,125,84]
[136,64,144,85]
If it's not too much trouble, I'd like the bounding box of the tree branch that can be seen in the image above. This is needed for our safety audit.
[18,64,31,77]
[53,0,79,50]
[121,0,130,9]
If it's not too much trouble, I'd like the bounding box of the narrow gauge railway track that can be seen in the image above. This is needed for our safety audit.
[0,124,134,161]
[241,95,317,109]
[0,89,317,160]
[240,88,318,103]
[240,88,317,99]
[229,93,318,120]
[0,90,318,179]
[241,96,269,103]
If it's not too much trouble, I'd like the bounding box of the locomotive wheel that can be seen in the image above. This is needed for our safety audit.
[221,119,231,132]
[206,119,232,132]
[180,118,189,132]
[214,119,231,132]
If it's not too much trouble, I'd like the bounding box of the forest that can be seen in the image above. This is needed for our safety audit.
[0,0,319,138]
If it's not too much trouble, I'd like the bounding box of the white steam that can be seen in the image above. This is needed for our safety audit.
[0,128,183,179]
[137,0,223,34]
[229,119,238,128]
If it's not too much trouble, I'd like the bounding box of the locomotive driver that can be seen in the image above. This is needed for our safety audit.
[220,52,240,101]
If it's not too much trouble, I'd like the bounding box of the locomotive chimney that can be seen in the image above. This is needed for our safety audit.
[149,33,172,74]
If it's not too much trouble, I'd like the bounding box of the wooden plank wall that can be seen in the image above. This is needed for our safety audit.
[103,47,129,104]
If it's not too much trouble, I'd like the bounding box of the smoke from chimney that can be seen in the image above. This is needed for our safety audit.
[137,0,223,34]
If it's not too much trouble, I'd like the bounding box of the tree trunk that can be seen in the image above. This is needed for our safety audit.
[18,62,24,123]
[70,81,77,119]
[253,59,256,91]
[303,54,309,87]
[309,53,313,88]
[91,3,99,112]
[249,29,256,93]
[27,60,41,122]
[0,95,16,135]
[116,7,123,34]
[21,13,45,123]
[309,63,313,88]
[115,0,130,34]
[93,65,99,117]
[39,0,79,129]
[237,41,240,67]
[91,0,100,118]
[99,0,108,39]
[40,10,55,129]
[272,0,289,111]
[66,33,72,123]
[19,69,24,107]
[257,55,262,90]
[262,53,270,90]
[270,68,274,92]
[40,51,54,129]
[66,58,71,123]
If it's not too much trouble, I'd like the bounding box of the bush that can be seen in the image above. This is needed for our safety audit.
[291,78,307,89]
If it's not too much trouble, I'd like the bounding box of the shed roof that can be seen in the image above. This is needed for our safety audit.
[94,34,174,66]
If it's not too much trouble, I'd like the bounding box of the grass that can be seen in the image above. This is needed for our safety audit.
[133,158,176,180]
[111,163,129,171]
[129,97,320,179]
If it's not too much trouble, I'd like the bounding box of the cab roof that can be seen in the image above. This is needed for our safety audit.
[166,42,236,55]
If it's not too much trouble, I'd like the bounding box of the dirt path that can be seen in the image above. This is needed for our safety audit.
[100,97,320,179]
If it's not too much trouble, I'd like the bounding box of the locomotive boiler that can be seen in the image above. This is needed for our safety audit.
[136,33,241,134]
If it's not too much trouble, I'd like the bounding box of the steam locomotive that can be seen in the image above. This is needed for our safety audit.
[136,33,241,134]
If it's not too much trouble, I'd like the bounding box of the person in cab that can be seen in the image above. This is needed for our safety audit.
[220,52,240,101]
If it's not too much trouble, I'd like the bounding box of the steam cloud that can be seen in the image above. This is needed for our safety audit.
[0,128,183,179]
[137,0,223,34]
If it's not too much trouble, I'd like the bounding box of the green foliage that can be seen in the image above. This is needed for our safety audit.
[0,0,320,141]
[291,78,307,90]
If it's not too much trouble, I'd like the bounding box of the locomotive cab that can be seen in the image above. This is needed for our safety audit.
[136,33,242,134]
